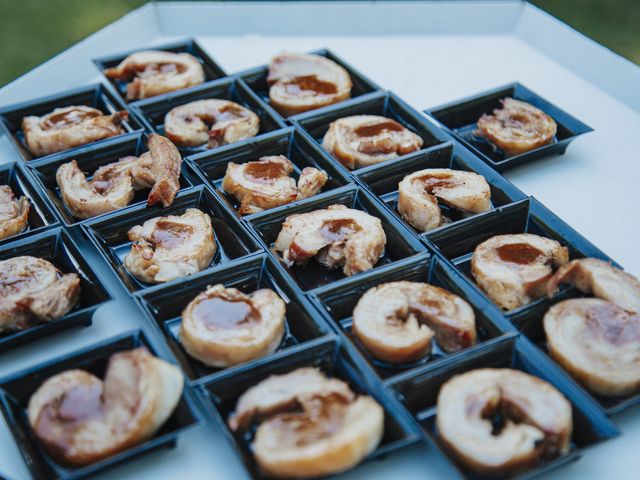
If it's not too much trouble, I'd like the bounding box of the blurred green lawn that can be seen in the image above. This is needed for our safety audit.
[0,0,638,86]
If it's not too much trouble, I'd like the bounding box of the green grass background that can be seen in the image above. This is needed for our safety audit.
[0,0,638,86]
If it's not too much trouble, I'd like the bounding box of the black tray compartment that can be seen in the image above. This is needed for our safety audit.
[425,83,593,172]
[187,126,353,216]
[131,77,286,156]
[291,90,451,174]
[0,161,58,245]
[0,83,143,162]
[81,185,263,294]
[93,38,227,105]
[197,335,422,479]
[0,330,203,480]
[0,227,112,352]
[311,252,513,381]
[246,184,426,292]
[389,335,619,479]
[237,48,382,120]
[136,253,332,384]
[26,132,195,226]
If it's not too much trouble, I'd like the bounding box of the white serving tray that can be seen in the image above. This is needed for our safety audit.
[1,2,639,479]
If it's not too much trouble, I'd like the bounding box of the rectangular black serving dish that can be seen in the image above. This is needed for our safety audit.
[0,161,58,245]
[197,335,422,479]
[427,197,618,317]
[93,38,227,105]
[187,126,353,217]
[310,252,514,381]
[0,226,112,352]
[509,289,640,416]
[355,141,527,238]
[81,185,263,294]
[425,82,593,172]
[388,335,619,480]
[237,48,382,120]
[0,83,143,163]
[0,330,203,480]
[137,253,333,384]
[130,77,287,156]
[26,132,196,226]
[291,90,452,174]
[246,184,426,292]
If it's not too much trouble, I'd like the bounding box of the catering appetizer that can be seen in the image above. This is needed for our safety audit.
[322,115,423,169]
[0,256,79,333]
[164,99,260,149]
[475,98,557,156]
[544,258,640,396]
[27,348,183,466]
[0,185,30,240]
[22,106,127,157]
[398,168,491,232]
[352,281,476,364]
[124,208,216,284]
[222,155,328,214]
[274,204,386,277]
[104,50,205,100]
[437,368,572,475]
[267,53,352,116]
[56,134,182,219]
[228,367,384,478]
[471,233,569,310]
[180,284,286,367]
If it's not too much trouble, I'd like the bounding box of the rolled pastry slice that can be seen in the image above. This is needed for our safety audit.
[0,185,30,240]
[124,208,216,284]
[437,368,572,475]
[322,115,423,169]
[471,233,569,310]
[164,99,260,148]
[222,155,328,214]
[228,367,384,479]
[104,50,205,100]
[0,256,80,333]
[398,168,491,232]
[28,347,183,466]
[274,204,386,277]
[547,258,640,313]
[352,281,476,364]
[544,298,640,396]
[476,98,557,156]
[22,106,128,157]
[267,53,352,116]
[180,284,286,367]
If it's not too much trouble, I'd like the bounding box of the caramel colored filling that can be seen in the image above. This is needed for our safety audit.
[354,119,404,138]
[320,218,361,242]
[243,161,287,183]
[192,294,260,330]
[495,243,544,265]
[152,221,194,249]
[283,75,338,96]
[42,109,101,130]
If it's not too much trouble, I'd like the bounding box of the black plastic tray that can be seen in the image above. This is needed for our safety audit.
[0,161,58,245]
[26,132,196,226]
[131,76,287,156]
[0,329,203,480]
[0,83,143,163]
[0,227,112,352]
[187,126,353,217]
[237,48,382,120]
[291,90,452,173]
[310,252,514,382]
[246,184,426,292]
[196,335,423,479]
[426,197,619,318]
[389,335,619,479]
[425,83,593,172]
[136,253,332,385]
[93,38,227,106]
[81,185,263,294]
[354,141,527,239]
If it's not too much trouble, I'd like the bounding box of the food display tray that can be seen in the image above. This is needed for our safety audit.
[0,2,639,480]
